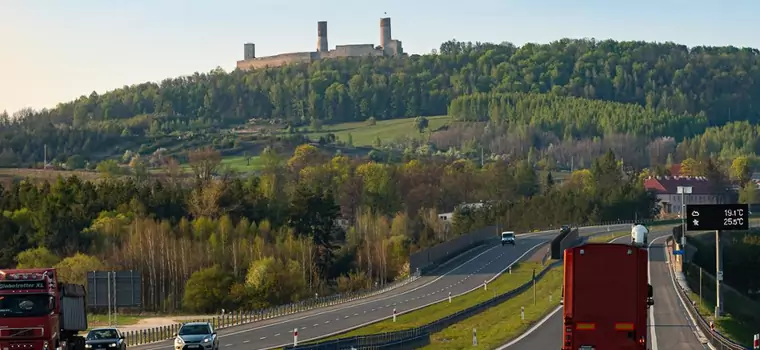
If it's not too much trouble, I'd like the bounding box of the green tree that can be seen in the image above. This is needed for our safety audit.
[15,247,60,269]
[55,253,104,285]
[182,265,234,313]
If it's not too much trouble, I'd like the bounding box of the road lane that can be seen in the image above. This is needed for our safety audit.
[502,230,706,350]
[131,224,630,350]
[648,235,705,349]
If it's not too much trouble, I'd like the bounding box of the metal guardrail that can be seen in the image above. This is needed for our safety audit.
[665,236,748,350]
[283,260,564,350]
[120,269,421,346]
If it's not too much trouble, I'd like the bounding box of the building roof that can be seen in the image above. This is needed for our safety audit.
[644,176,715,194]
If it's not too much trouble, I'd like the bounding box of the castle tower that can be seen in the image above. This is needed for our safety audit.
[244,43,255,60]
[317,21,328,52]
[380,17,391,48]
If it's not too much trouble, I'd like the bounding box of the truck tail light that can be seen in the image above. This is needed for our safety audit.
[615,323,634,331]
[639,336,646,344]
[576,322,596,330]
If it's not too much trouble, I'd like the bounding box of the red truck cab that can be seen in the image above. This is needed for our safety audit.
[0,268,87,350]
[561,243,654,350]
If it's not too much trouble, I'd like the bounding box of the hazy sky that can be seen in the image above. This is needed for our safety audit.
[1,0,757,114]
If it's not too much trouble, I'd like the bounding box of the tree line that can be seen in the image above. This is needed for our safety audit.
[4,146,653,312]
[3,39,760,163]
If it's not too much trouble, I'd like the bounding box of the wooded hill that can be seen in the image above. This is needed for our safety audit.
[2,39,760,166]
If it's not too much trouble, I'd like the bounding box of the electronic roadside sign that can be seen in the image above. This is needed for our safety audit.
[686,204,749,231]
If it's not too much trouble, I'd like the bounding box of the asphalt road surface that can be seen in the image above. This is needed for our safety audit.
[132,224,630,350]
[501,230,707,350]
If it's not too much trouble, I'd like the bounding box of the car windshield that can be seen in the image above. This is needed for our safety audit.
[87,329,119,340]
[179,324,211,336]
[0,294,52,317]
[502,233,514,238]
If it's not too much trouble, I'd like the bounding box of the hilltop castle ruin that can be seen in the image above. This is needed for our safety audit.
[236,17,404,71]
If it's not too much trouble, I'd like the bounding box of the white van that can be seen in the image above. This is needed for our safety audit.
[631,224,649,246]
[501,231,516,246]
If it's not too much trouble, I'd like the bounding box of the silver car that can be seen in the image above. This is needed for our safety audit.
[174,322,218,350]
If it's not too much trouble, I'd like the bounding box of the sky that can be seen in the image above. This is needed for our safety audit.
[1,0,758,114]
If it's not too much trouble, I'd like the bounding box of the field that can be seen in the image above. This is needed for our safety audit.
[177,155,264,173]
[305,115,452,147]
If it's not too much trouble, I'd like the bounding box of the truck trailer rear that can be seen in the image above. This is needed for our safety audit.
[561,243,654,350]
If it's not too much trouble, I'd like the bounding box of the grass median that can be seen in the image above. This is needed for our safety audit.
[586,231,628,243]
[420,265,563,349]
[316,259,546,342]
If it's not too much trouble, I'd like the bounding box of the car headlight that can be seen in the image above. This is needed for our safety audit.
[109,344,117,348]
[43,341,49,350]
[175,338,185,345]
[203,338,210,343]
[85,345,92,349]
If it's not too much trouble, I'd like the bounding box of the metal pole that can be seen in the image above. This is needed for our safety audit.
[533,269,537,305]
[113,271,118,326]
[715,230,724,317]
[107,272,112,326]
[699,266,703,308]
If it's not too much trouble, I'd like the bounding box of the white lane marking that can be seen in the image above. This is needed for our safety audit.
[273,334,280,337]
[649,234,665,350]
[243,340,250,343]
[495,233,631,349]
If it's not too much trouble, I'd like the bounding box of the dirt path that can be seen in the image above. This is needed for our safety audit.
[109,315,215,332]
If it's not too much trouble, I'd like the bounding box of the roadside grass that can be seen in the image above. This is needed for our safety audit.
[586,231,629,243]
[420,266,563,349]
[686,291,755,347]
[316,260,545,342]
[87,314,145,329]
[304,116,452,147]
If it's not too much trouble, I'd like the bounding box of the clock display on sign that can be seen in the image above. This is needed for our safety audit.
[686,204,749,231]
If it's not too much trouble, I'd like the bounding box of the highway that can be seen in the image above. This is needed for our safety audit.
[131,224,630,350]
[500,229,707,350]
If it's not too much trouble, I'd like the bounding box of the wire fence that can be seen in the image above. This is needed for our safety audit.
[665,236,748,350]
[282,260,564,350]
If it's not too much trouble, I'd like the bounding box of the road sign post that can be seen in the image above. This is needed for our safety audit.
[678,186,693,247]
[393,308,397,322]
[684,204,746,318]
[448,292,452,303]
[521,306,525,320]
[753,333,758,349]
[484,280,487,291]
[473,328,477,346]
[293,328,298,346]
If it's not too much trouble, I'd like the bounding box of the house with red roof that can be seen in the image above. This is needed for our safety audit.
[643,175,725,216]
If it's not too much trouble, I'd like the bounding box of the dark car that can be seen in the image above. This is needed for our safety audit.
[174,322,218,350]
[560,225,571,234]
[85,327,127,350]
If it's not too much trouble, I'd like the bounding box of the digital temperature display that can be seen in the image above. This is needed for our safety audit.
[686,204,749,231]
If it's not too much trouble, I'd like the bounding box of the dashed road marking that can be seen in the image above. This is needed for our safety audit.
[274,334,280,337]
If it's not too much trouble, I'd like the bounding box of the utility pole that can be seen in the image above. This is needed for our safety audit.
[43,144,47,168]
[715,230,724,317]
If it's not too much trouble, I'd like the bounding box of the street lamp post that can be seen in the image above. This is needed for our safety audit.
[677,186,693,247]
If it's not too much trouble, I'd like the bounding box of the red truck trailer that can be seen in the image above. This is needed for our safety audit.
[0,268,88,350]
[561,243,654,350]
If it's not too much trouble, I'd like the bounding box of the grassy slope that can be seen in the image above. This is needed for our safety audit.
[305,115,452,147]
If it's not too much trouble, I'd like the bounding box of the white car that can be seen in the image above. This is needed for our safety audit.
[501,231,516,246]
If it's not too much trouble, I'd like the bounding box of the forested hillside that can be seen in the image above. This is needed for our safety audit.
[3,39,760,164]
[7,146,650,312]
